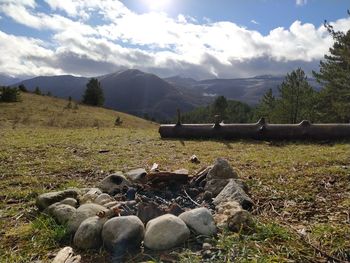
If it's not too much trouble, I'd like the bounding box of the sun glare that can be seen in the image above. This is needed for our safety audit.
[143,0,171,11]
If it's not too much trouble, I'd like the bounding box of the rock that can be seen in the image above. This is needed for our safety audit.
[102,216,144,260]
[207,158,238,180]
[97,173,130,195]
[214,201,243,228]
[80,188,102,204]
[205,179,230,197]
[203,191,213,202]
[227,210,255,233]
[126,188,136,200]
[179,208,217,236]
[47,204,76,225]
[94,193,114,205]
[202,242,212,251]
[144,214,190,250]
[190,155,200,164]
[60,198,78,208]
[213,179,254,210]
[36,189,78,210]
[68,203,108,233]
[136,202,165,224]
[52,246,81,263]
[103,201,119,208]
[73,216,107,250]
[125,168,147,182]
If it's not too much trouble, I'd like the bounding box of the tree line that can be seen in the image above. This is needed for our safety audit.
[183,19,350,124]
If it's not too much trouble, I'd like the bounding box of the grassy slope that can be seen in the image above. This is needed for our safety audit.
[0,93,156,129]
[0,93,349,263]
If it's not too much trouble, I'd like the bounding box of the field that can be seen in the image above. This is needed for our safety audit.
[0,93,349,262]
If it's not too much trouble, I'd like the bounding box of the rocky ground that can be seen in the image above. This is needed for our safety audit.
[41,158,254,262]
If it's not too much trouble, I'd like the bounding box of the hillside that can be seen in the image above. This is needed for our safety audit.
[0,92,156,129]
[12,70,206,121]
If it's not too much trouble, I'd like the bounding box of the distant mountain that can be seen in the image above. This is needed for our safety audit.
[166,75,321,105]
[14,70,322,121]
[98,69,206,120]
[15,70,207,120]
[0,74,23,86]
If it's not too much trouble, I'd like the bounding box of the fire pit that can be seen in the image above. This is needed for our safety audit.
[37,158,255,262]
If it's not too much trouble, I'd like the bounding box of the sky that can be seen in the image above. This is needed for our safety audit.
[0,0,349,80]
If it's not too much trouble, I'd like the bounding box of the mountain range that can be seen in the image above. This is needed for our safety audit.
[1,70,321,120]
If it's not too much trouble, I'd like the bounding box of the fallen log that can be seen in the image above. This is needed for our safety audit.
[159,119,350,140]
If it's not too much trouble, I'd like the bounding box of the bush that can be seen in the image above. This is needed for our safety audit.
[18,84,27,92]
[0,86,21,102]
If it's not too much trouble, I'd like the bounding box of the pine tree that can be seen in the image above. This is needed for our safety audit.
[18,84,27,92]
[255,88,276,122]
[34,86,41,95]
[313,15,350,122]
[82,78,104,106]
[0,86,21,102]
[277,68,316,123]
[212,96,228,120]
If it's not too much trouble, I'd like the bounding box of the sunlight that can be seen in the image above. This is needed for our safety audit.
[142,0,172,11]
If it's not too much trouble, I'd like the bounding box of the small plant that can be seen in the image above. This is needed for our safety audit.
[73,102,79,110]
[65,96,72,109]
[115,116,123,126]
[34,86,42,95]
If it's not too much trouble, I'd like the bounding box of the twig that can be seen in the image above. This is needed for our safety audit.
[183,189,201,207]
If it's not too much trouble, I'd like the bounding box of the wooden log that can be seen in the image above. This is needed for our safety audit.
[159,120,350,140]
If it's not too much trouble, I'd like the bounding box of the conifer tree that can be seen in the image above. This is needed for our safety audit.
[82,78,104,106]
[313,14,350,122]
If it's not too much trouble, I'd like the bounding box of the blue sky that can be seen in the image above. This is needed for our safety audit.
[0,0,349,79]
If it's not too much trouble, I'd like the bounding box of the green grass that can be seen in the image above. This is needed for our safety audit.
[0,94,350,262]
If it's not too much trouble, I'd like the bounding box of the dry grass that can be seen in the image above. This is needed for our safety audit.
[0,94,349,262]
[0,92,156,129]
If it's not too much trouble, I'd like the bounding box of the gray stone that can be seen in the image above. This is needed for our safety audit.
[205,158,238,197]
[207,158,238,180]
[60,198,78,208]
[97,173,130,195]
[204,179,230,197]
[227,210,255,233]
[125,168,147,182]
[214,201,243,228]
[102,216,144,259]
[213,179,254,210]
[94,193,114,205]
[179,208,217,236]
[103,201,119,208]
[144,214,190,250]
[68,203,108,233]
[46,203,76,225]
[202,243,212,251]
[36,189,78,210]
[80,188,102,204]
[73,216,107,250]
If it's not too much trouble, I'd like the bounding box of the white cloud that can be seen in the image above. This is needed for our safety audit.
[0,0,349,79]
[296,0,307,6]
[251,19,259,25]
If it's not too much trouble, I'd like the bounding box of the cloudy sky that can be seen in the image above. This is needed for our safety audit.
[0,0,349,79]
